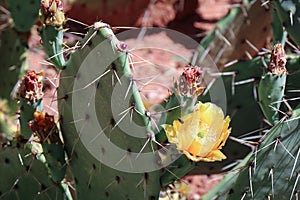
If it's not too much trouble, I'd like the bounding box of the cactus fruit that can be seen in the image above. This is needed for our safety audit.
[40,0,66,69]
[5,0,40,32]
[258,44,287,125]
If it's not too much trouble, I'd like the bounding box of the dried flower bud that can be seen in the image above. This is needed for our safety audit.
[18,70,43,103]
[29,111,59,143]
[178,65,205,96]
[268,44,287,76]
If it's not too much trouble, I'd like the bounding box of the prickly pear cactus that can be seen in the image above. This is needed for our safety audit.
[202,153,252,200]
[258,44,287,125]
[0,28,26,111]
[5,0,40,32]
[28,111,67,183]
[0,27,27,138]
[18,70,43,139]
[0,144,65,199]
[273,0,300,46]
[229,109,300,199]
[58,22,161,199]
[40,0,66,68]
[202,105,300,199]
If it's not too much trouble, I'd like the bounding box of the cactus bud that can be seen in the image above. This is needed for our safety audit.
[40,0,65,26]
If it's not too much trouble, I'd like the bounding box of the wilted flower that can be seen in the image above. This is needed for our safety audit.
[18,70,43,103]
[162,102,231,162]
[29,111,59,143]
[178,65,205,97]
[268,43,287,76]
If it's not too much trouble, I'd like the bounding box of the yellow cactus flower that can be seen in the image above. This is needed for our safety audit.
[162,102,231,162]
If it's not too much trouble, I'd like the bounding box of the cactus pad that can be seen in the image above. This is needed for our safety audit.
[0,145,64,199]
[5,0,40,32]
[58,22,161,199]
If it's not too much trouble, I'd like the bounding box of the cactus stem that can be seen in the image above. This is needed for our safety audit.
[122,53,157,141]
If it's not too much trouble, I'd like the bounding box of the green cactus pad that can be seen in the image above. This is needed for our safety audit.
[258,73,286,124]
[202,153,252,200]
[202,105,300,199]
[42,143,66,183]
[0,28,26,111]
[41,26,65,69]
[273,0,300,46]
[160,155,195,187]
[157,85,199,185]
[19,99,42,139]
[5,0,40,32]
[284,56,300,108]
[58,22,161,199]
[227,108,300,199]
[258,44,287,125]
[0,145,64,199]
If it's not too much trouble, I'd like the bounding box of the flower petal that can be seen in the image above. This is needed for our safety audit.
[162,101,231,162]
